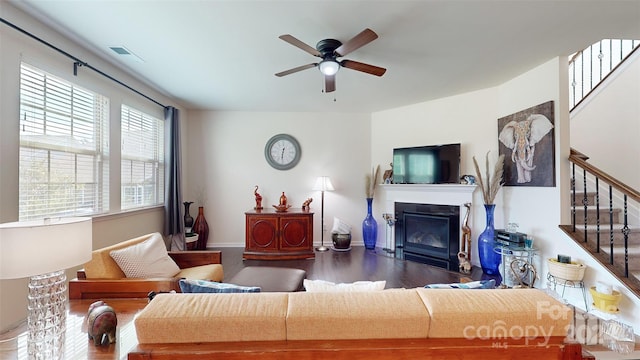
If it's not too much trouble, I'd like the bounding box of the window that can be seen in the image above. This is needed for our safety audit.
[121,105,164,209]
[19,63,109,220]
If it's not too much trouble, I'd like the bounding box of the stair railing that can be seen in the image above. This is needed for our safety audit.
[569,39,639,110]
[569,149,640,279]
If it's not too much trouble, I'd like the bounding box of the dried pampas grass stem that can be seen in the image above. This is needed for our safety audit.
[472,152,504,204]
[365,165,380,198]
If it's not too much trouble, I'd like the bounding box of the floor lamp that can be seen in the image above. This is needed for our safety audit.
[313,176,334,252]
[0,217,92,360]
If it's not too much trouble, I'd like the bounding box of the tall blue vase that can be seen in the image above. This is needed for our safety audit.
[478,204,501,274]
[362,198,378,250]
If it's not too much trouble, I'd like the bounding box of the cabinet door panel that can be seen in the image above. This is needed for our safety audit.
[247,217,278,250]
[280,217,310,249]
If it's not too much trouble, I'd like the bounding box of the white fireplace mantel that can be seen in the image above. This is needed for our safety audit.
[380,184,477,211]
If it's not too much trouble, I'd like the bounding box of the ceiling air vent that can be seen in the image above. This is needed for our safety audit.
[109,46,144,63]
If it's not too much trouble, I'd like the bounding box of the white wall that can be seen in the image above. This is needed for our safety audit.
[570,50,640,190]
[372,57,640,332]
[0,3,178,331]
[184,111,371,247]
[371,60,567,270]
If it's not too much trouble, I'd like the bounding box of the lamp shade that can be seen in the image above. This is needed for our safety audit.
[0,217,92,279]
[313,176,335,192]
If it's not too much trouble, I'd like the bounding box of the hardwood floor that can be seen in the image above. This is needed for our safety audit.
[1,247,632,359]
[214,246,484,288]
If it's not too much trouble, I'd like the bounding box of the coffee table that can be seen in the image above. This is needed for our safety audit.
[0,298,148,359]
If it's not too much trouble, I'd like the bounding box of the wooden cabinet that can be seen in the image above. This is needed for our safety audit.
[244,209,314,260]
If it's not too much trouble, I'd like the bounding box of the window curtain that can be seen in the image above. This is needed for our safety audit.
[164,106,185,250]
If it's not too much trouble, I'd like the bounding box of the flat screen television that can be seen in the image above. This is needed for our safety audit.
[392,143,461,184]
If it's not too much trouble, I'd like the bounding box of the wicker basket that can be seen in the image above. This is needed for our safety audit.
[547,258,586,281]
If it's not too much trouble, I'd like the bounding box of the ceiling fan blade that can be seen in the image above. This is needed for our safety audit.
[325,75,336,93]
[334,28,378,57]
[279,34,321,57]
[275,63,317,77]
[341,60,386,77]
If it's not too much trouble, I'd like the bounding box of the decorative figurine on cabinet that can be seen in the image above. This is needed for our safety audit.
[273,192,291,212]
[302,198,313,211]
[254,185,263,210]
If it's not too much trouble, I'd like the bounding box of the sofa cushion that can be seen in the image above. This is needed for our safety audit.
[109,233,180,278]
[303,279,386,292]
[134,293,288,344]
[286,289,429,340]
[417,288,572,339]
[179,279,260,293]
[83,233,156,279]
[176,264,224,282]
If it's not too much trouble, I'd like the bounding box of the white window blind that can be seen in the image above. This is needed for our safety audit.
[19,63,109,220]
[121,105,164,209]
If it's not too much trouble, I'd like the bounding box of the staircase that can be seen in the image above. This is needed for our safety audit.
[560,149,640,297]
[563,38,640,300]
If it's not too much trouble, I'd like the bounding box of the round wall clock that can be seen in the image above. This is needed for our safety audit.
[264,133,301,170]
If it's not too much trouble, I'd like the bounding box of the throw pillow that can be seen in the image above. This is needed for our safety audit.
[179,279,261,293]
[424,279,496,289]
[303,279,386,292]
[109,233,181,278]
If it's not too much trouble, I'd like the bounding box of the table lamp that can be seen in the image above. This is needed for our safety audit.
[313,176,334,252]
[0,217,92,359]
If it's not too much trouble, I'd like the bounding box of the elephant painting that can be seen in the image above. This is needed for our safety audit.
[498,102,555,186]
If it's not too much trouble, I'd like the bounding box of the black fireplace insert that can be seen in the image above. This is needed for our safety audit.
[395,202,460,270]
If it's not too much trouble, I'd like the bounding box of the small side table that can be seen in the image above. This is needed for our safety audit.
[494,244,539,287]
[547,273,589,311]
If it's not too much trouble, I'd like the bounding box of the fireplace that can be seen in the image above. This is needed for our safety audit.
[395,202,460,270]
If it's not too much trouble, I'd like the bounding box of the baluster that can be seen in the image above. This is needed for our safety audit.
[571,163,576,233]
[597,41,604,82]
[570,62,577,108]
[609,186,614,265]
[609,39,613,73]
[595,177,600,252]
[583,169,588,242]
[580,49,585,100]
[619,39,624,64]
[623,195,629,278]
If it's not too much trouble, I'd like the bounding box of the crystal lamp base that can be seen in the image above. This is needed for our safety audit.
[27,270,67,360]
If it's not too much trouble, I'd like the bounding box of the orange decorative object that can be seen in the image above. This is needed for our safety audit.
[279,192,288,206]
[301,198,313,211]
[273,204,291,212]
[254,186,263,210]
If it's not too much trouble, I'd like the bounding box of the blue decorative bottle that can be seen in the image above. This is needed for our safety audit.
[362,198,378,250]
[477,204,501,274]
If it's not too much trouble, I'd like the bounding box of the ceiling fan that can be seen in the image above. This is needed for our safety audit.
[275,28,386,93]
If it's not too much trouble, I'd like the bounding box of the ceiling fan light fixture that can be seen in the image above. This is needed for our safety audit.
[319,60,340,76]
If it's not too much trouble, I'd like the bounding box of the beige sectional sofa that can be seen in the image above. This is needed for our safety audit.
[128,287,587,360]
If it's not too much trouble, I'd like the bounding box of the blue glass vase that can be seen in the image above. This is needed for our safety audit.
[362,198,378,250]
[478,204,501,274]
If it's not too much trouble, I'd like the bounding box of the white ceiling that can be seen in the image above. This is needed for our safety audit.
[9,0,640,113]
